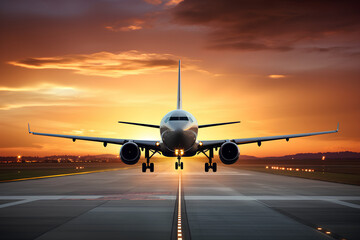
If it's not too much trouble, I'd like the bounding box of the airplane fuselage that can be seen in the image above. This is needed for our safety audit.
[160,109,199,157]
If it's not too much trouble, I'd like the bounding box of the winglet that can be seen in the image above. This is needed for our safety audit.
[336,122,339,132]
[28,123,32,134]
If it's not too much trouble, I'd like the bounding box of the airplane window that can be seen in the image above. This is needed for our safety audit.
[169,116,189,121]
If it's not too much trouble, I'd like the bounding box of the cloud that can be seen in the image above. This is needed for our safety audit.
[165,0,184,6]
[0,85,79,95]
[105,18,151,32]
[172,0,360,51]
[144,0,184,6]
[105,24,142,32]
[8,50,202,77]
[0,84,84,110]
[144,0,163,5]
[268,75,286,79]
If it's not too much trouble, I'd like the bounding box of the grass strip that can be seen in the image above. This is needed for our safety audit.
[0,167,124,182]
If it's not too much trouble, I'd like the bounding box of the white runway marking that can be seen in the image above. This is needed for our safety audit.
[182,195,360,201]
[0,195,104,200]
[0,199,36,209]
[1,195,360,209]
[327,199,360,209]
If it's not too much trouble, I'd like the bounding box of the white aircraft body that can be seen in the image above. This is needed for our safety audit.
[28,61,339,172]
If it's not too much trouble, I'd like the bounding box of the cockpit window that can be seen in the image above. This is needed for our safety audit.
[169,116,189,121]
[164,117,170,123]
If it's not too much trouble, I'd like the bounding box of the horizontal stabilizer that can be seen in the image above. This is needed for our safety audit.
[118,121,160,128]
[198,121,240,128]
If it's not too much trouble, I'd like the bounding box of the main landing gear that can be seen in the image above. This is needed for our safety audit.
[175,155,184,170]
[142,148,158,173]
[201,148,217,172]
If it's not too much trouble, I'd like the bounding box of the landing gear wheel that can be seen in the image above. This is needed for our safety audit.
[180,162,183,170]
[205,163,209,172]
[150,163,154,172]
[175,162,178,170]
[213,162,217,172]
[142,163,146,172]
[202,148,218,173]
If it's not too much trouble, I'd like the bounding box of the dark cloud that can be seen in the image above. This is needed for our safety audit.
[172,0,360,51]
[0,0,162,58]
[8,51,200,77]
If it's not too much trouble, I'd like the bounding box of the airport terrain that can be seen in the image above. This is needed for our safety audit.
[0,160,359,240]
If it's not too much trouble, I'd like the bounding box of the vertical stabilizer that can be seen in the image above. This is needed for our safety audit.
[177,60,182,109]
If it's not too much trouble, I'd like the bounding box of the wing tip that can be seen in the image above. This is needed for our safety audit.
[27,123,32,134]
[336,122,339,132]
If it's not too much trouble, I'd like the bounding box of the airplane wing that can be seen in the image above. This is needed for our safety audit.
[198,121,240,128]
[199,123,339,150]
[118,121,160,128]
[28,124,160,149]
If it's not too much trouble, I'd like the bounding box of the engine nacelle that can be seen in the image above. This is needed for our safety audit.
[120,142,140,165]
[219,142,239,164]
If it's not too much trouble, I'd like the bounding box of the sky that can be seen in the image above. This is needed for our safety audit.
[0,0,359,157]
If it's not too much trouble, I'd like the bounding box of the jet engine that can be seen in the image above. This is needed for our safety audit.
[219,142,239,164]
[120,142,141,165]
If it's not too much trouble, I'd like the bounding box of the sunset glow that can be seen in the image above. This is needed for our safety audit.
[1,0,359,157]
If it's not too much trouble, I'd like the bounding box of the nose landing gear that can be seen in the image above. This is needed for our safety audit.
[201,148,217,172]
[175,156,184,170]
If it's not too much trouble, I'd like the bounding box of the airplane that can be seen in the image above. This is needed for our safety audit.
[28,60,339,172]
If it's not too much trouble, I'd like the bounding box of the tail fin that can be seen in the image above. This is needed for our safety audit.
[177,60,182,109]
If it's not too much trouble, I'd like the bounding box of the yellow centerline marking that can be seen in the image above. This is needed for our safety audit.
[0,168,127,183]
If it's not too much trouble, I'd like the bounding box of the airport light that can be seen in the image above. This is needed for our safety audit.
[155,142,160,146]
[322,155,326,160]
[268,166,315,173]
[199,141,203,146]
[326,231,331,234]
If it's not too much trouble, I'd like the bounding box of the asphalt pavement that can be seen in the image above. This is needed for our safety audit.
[0,159,359,240]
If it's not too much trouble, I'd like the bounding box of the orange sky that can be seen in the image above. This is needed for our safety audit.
[0,0,359,157]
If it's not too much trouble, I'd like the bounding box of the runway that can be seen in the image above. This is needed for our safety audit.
[0,160,359,240]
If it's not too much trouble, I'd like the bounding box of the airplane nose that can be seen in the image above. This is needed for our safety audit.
[174,128,183,134]
[174,129,184,139]
[161,121,196,151]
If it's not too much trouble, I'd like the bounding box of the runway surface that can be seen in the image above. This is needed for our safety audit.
[0,160,359,240]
